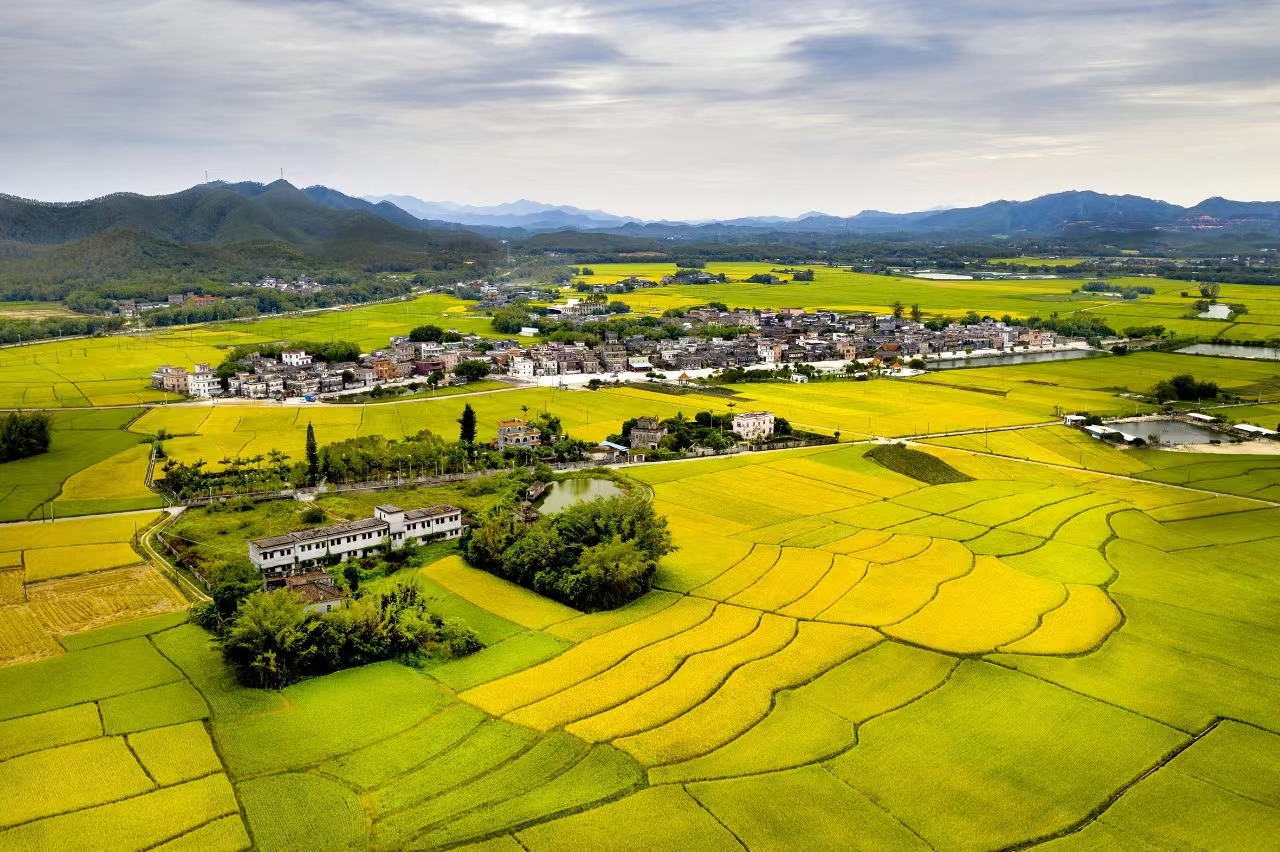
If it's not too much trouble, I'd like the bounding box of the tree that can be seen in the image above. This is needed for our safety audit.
[409,324,443,343]
[458,403,477,444]
[910,303,922,322]
[305,422,319,486]
[454,360,491,382]
[427,370,445,390]
[0,411,52,462]
[892,301,905,319]
[491,307,530,334]
[220,591,314,689]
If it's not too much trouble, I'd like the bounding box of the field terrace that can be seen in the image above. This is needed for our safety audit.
[1,440,1278,850]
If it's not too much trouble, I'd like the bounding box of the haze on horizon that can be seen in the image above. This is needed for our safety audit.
[2,0,1278,220]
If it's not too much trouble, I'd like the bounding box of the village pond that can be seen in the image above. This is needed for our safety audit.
[534,477,624,513]
[1176,343,1280,361]
[927,349,1102,370]
[1118,418,1222,446]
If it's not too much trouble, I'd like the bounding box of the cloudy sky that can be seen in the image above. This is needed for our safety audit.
[2,0,1278,218]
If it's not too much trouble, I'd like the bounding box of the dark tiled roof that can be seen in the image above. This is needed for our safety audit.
[405,504,460,521]
[252,516,387,548]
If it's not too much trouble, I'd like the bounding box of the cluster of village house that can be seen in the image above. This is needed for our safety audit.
[118,278,330,317]
[117,291,220,318]
[151,336,490,399]
[152,307,1071,399]
[494,309,1065,379]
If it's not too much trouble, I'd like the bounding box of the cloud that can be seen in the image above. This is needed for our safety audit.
[787,32,959,80]
[0,0,1278,216]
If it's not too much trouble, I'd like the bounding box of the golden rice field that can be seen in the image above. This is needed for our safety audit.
[0,292,499,408]
[0,512,184,665]
[129,373,1152,474]
[1,441,1278,848]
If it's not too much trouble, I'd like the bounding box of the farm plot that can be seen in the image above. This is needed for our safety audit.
[0,408,152,521]
[0,511,184,667]
[2,436,1278,848]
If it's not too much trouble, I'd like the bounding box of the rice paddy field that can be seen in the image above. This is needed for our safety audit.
[129,370,1152,474]
[0,292,498,409]
[0,511,185,665]
[576,262,1280,341]
[0,408,162,522]
[1,439,1277,850]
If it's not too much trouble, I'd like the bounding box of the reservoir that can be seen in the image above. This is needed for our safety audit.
[928,349,1102,370]
[1176,343,1280,361]
[534,478,623,514]
[1197,304,1232,319]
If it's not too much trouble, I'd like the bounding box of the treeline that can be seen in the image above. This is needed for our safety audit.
[0,411,52,462]
[462,492,673,610]
[0,314,126,344]
[141,279,416,327]
[197,582,480,689]
[220,340,363,366]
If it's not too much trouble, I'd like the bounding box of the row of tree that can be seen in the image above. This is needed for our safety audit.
[0,313,126,344]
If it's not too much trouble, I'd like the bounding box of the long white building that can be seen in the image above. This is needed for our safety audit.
[249,504,464,588]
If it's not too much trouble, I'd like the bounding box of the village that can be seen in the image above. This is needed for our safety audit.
[150,304,1079,400]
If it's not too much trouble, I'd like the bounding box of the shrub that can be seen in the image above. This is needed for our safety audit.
[865,443,972,485]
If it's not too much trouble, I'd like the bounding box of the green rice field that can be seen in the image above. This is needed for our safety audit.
[576,262,1280,342]
[1,439,1277,849]
[0,292,500,409]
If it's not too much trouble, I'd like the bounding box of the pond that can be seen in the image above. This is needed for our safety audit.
[1117,418,1221,446]
[928,349,1102,370]
[1197,304,1232,319]
[534,478,624,514]
[1176,343,1280,361]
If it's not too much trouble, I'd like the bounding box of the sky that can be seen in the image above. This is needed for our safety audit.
[2,0,1279,219]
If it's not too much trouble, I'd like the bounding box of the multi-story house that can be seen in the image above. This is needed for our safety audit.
[629,416,667,450]
[151,365,188,393]
[249,504,464,588]
[495,419,542,449]
[186,363,220,398]
[732,411,776,442]
[281,350,312,367]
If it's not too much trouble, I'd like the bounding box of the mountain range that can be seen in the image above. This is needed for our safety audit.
[337,190,1280,237]
[3,182,1280,281]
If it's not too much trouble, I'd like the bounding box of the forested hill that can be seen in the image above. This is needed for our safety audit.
[0,181,499,298]
[0,180,495,252]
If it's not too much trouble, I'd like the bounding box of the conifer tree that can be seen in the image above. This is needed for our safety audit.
[458,404,477,444]
[305,422,319,485]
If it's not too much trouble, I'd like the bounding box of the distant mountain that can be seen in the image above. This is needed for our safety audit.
[350,189,1278,237]
[363,195,641,230]
[0,181,496,255]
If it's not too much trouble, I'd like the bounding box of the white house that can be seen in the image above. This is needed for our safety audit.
[1234,423,1278,438]
[732,411,776,442]
[249,504,464,588]
[186,363,220,398]
[282,350,313,367]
